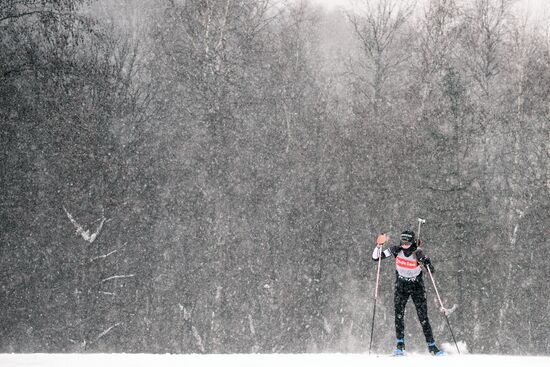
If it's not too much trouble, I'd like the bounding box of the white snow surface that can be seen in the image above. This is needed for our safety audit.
[1,353,549,367]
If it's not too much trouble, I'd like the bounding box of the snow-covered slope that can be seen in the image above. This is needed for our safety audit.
[1,353,549,367]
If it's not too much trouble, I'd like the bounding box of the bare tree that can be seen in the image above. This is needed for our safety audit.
[459,0,514,99]
[346,0,414,115]
[415,0,460,116]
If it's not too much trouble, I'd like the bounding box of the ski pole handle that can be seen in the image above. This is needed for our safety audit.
[417,218,426,242]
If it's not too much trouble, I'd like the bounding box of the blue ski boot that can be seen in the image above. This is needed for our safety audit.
[393,339,405,356]
[428,341,444,356]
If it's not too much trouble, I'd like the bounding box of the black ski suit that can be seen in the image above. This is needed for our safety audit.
[372,243,436,344]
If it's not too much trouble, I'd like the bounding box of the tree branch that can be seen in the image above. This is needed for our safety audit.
[95,322,122,341]
[63,206,107,244]
[101,274,135,283]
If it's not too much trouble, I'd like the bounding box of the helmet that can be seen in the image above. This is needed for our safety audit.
[400,230,415,244]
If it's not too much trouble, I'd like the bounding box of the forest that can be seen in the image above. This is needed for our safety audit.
[1,0,549,355]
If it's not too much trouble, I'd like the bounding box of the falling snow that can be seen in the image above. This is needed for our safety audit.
[1,0,549,358]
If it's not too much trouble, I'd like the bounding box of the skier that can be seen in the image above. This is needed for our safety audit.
[372,229,444,356]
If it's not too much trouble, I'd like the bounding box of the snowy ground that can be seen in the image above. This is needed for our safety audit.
[1,353,549,367]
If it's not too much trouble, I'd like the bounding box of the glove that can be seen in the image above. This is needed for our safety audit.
[419,256,435,273]
[416,239,422,247]
[376,233,387,247]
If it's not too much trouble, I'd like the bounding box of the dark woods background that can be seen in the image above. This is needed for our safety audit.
[1,0,549,355]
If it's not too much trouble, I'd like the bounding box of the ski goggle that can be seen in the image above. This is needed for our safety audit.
[400,234,414,242]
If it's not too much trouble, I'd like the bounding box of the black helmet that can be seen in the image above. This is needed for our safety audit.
[400,230,415,244]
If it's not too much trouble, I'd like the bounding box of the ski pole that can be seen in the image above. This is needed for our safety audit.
[426,266,460,354]
[369,233,387,355]
[417,218,460,354]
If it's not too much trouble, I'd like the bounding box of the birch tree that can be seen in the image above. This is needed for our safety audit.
[347,0,414,116]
